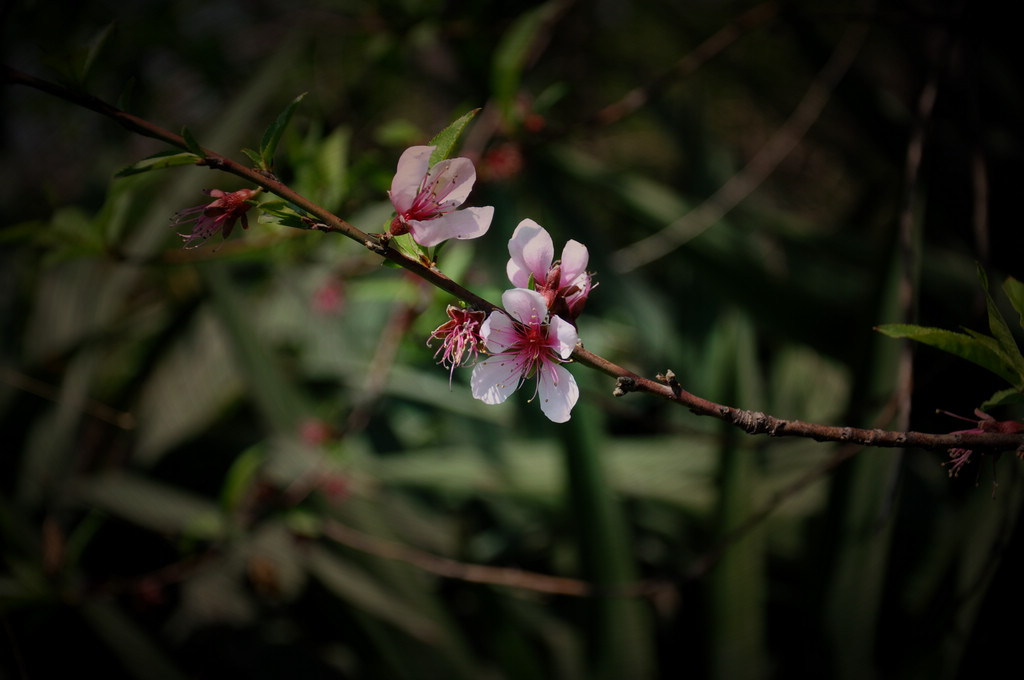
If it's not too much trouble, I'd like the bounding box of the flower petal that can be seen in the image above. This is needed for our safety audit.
[389,146,433,213]
[507,219,553,288]
[501,288,549,326]
[537,363,579,422]
[480,312,519,353]
[425,157,476,209]
[547,315,579,359]
[407,206,493,247]
[559,239,589,284]
[471,356,523,405]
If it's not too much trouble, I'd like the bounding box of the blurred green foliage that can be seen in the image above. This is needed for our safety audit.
[3,1,1024,678]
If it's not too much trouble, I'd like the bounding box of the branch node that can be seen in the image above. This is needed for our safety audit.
[654,369,682,396]
[735,410,771,434]
[364,238,388,256]
[840,427,853,441]
[613,376,636,397]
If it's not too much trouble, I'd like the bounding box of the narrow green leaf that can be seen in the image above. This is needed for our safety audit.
[875,323,1022,386]
[202,265,309,433]
[81,601,191,680]
[305,544,443,643]
[260,91,308,170]
[115,76,137,113]
[180,126,206,158]
[114,150,201,177]
[220,445,265,512]
[980,386,1024,410]
[491,2,560,120]
[978,264,1024,380]
[241,147,263,167]
[427,109,480,166]
[1003,276,1024,331]
[562,401,654,679]
[708,313,768,680]
[962,328,1024,388]
[81,22,116,83]
[73,471,225,540]
[256,199,310,230]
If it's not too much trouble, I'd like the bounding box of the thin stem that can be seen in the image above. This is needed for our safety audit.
[321,519,667,599]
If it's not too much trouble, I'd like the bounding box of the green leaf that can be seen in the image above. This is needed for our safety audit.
[81,22,117,83]
[114,150,201,177]
[427,109,480,166]
[81,601,191,680]
[260,91,308,170]
[73,471,225,540]
[980,386,1024,410]
[491,2,560,120]
[256,199,310,230]
[1003,276,1024,331]
[180,126,206,157]
[114,75,138,113]
[875,323,1022,387]
[241,147,263,167]
[220,444,265,512]
[978,264,1024,379]
[304,544,444,643]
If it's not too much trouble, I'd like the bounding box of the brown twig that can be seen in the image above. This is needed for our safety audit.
[1,366,135,430]
[590,2,781,128]
[612,20,868,272]
[581,357,1024,454]
[321,519,669,600]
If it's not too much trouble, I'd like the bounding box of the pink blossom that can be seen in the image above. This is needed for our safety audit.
[506,218,594,322]
[388,145,493,247]
[312,277,347,315]
[428,305,487,385]
[299,418,335,446]
[471,288,579,423]
[940,408,1023,477]
[171,188,258,249]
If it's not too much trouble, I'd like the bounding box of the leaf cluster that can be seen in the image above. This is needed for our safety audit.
[877,266,1024,410]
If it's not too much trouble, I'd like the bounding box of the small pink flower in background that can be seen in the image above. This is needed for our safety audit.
[319,472,350,504]
[312,277,347,315]
[299,418,336,446]
[480,142,524,182]
[507,219,594,322]
[428,305,487,385]
[471,288,579,423]
[388,145,494,247]
[172,188,258,249]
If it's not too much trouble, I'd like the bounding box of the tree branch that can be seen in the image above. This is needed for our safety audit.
[7,64,1024,455]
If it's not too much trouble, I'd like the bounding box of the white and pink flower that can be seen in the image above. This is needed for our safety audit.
[506,219,594,322]
[388,145,493,247]
[471,288,579,423]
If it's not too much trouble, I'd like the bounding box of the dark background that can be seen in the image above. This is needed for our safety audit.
[3,1,1023,678]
